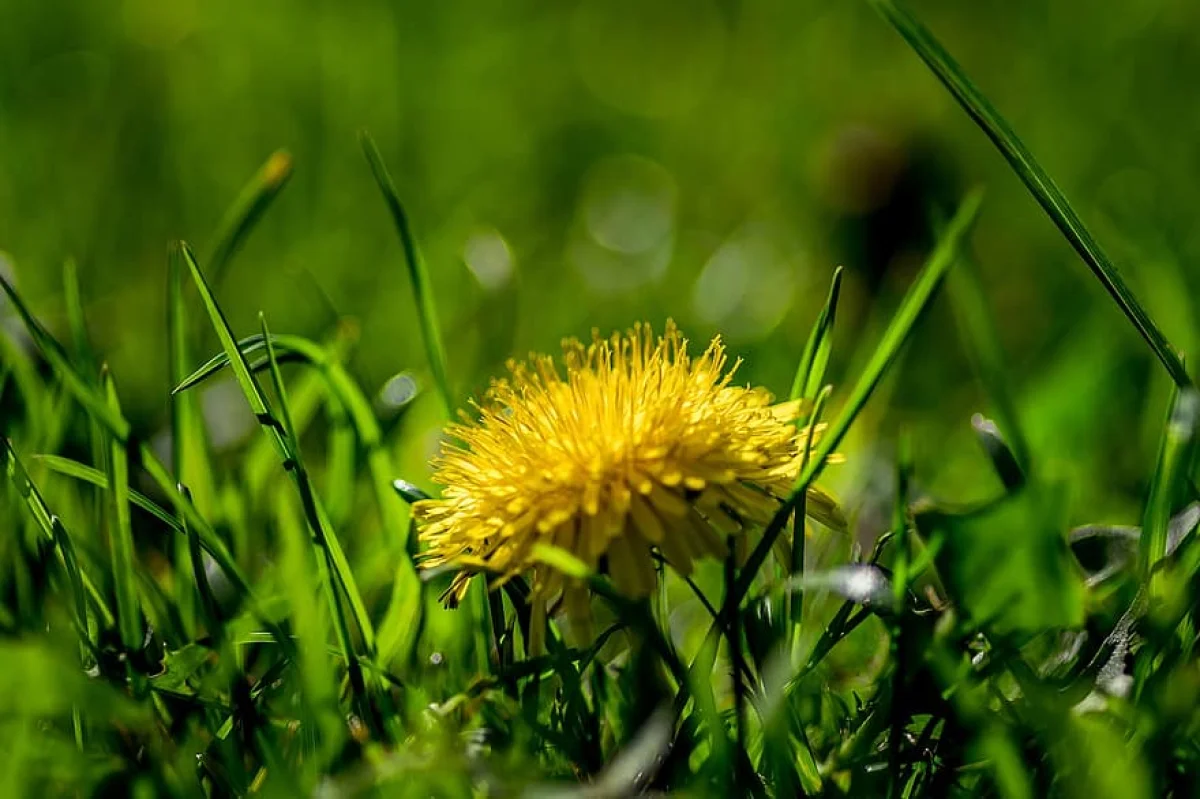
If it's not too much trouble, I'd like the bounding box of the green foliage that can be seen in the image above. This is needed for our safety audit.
[2,0,1200,796]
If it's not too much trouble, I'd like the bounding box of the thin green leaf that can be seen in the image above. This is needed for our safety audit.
[736,188,984,603]
[207,150,294,286]
[0,272,289,651]
[36,455,182,533]
[179,483,223,639]
[173,332,326,395]
[2,438,113,629]
[360,130,454,416]
[972,414,1025,493]
[868,0,1190,388]
[262,313,373,716]
[61,258,96,378]
[101,369,143,663]
[946,249,1030,470]
[1142,388,1198,588]
[177,240,376,654]
[789,266,844,405]
[273,489,345,767]
[888,433,912,799]
[0,272,129,438]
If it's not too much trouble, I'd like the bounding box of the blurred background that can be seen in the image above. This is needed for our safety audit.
[2,0,1199,537]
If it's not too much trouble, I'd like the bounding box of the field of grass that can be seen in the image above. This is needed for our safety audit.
[2,0,1200,796]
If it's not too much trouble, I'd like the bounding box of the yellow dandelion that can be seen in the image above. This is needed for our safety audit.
[414,321,844,607]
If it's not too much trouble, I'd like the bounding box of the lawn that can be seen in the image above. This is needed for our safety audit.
[1,0,1199,795]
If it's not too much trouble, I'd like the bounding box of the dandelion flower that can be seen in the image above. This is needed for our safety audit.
[414,321,843,606]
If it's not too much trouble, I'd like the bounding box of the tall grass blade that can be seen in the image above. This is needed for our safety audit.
[359,131,454,415]
[273,489,345,767]
[179,484,223,637]
[207,150,294,286]
[868,0,1190,388]
[947,251,1030,470]
[101,369,143,682]
[0,273,129,438]
[176,241,376,653]
[62,258,96,377]
[37,455,182,532]
[0,272,290,650]
[2,438,113,630]
[168,245,217,515]
[173,332,326,394]
[261,313,373,715]
[790,266,844,405]
[1142,388,1198,589]
[168,245,215,632]
[736,188,984,603]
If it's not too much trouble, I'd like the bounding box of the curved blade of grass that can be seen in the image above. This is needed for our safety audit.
[168,245,216,631]
[173,332,327,394]
[947,250,1030,471]
[177,241,375,653]
[887,433,913,799]
[3,438,113,630]
[242,326,354,497]
[207,150,294,286]
[262,314,373,715]
[51,515,99,659]
[0,272,291,652]
[0,273,129,438]
[179,484,223,638]
[360,130,453,416]
[273,489,345,767]
[183,319,422,660]
[36,455,183,533]
[101,369,143,679]
[789,266,844,405]
[62,258,96,379]
[868,0,1190,388]
[1142,388,1198,592]
[736,188,984,605]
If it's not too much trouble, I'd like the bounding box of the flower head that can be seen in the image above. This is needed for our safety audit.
[415,321,842,604]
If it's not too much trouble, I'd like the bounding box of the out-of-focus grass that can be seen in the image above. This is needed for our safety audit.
[2,0,1200,795]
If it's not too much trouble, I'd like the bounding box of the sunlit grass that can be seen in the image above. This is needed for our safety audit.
[0,2,1198,796]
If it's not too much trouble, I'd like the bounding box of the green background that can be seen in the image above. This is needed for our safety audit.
[2,0,1198,529]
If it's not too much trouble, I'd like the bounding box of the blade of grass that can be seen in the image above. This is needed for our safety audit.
[172,332,326,394]
[176,240,376,655]
[1142,388,1198,595]
[868,0,1190,388]
[0,273,129,438]
[0,272,291,653]
[789,266,844,405]
[180,484,223,639]
[178,321,423,664]
[36,455,183,533]
[168,245,218,514]
[62,258,96,378]
[723,537,748,776]
[261,313,374,723]
[946,249,1030,471]
[787,384,832,635]
[887,433,913,799]
[736,188,984,604]
[168,245,217,633]
[101,369,144,689]
[359,130,453,416]
[207,150,294,287]
[273,488,346,769]
[2,438,113,631]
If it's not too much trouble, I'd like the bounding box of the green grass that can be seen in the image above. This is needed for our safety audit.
[2,1,1200,796]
